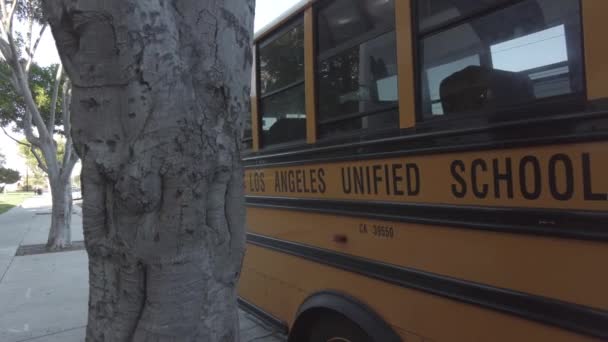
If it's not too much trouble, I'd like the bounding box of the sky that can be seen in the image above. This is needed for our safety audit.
[0,0,301,175]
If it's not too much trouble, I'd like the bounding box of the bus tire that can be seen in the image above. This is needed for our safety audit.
[289,291,401,342]
[306,311,372,342]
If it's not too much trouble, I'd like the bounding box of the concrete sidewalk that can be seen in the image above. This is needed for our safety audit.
[0,195,284,342]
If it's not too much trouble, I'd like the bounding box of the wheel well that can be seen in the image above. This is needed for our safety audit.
[288,291,401,342]
[289,307,336,342]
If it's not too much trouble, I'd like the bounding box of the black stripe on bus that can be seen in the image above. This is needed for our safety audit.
[243,110,608,168]
[246,233,608,340]
[245,196,608,241]
[238,297,289,335]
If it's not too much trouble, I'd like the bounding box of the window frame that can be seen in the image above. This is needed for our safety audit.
[256,15,308,150]
[314,0,400,140]
[412,0,587,126]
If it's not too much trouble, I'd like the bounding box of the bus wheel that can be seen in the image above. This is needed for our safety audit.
[307,312,372,342]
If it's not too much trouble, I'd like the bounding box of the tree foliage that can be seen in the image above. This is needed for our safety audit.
[0,167,20,184]
[17,137,65,172]
[0,150,20,186]
[0,62,63,131]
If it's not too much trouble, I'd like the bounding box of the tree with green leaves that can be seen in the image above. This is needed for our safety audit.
[0,168,21,190]
[0,151,20,192]
[17,137,65,188]
[0,0,78,249]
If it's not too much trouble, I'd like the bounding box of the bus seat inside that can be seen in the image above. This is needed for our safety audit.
[440,65,534,115]
[265,117,307,145]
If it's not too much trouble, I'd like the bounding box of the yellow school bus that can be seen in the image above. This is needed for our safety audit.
[238,0,608,341]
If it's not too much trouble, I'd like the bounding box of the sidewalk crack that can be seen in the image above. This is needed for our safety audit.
[14,325,86,342]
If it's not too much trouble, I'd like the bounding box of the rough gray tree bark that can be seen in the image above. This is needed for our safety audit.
[43,0,255,340]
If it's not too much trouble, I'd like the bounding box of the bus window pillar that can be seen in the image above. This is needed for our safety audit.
[305,6,318,144]
[395,0,416,129]
[583,0,608,102]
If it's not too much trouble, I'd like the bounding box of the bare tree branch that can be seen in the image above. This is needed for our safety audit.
[25,9,33,59]
[47,64,63,135]
[30,145,49,173]
[0,38,13,63]
[26,24,47,72]
[1,126,49,174]
[7,0,19,33]
[13,56,52,146]
[61,79,77,174]
[61,152,78,183]
[1,126,30,147]
[0,0,7,21]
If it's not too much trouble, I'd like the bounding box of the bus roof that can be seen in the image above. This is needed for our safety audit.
[254,0,311,42]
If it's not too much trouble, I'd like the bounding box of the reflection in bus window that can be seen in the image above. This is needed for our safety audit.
[418,0,511,33]
[317,0,398,137]
[425,55,481,115]
[258,20,306,147]
[242,115,253,150]
[259,24,304,95]
[419,0,584,119]
[260,84,306,146]
[318,0,394,53]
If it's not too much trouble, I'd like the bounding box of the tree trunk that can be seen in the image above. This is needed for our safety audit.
[44,1,255,341]
[47,175,72,249]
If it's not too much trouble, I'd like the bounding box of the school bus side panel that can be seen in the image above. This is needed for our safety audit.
[238,245,601,342]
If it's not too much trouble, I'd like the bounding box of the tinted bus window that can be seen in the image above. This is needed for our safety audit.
[420,0,583,118]
[318,32,398,122]
[317,0,398,137]
[259,24,305,95]
[258,20,306,147]
[418,0,511,33]
[260,84,306,145]
[318,0,395,53]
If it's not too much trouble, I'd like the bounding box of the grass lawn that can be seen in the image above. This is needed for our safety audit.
[0,192,33,215]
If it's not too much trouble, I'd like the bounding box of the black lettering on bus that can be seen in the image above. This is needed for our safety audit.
[406,163,420,196]
[249,172,265,193]
[365,166,372,195]
[318,168,327,193]
[353,167,365,194]
[549,154,574,201]
[519,156,541,200]
[373,165,383,195]
[471,159,488,199]
[296,170,304,193]
[493,158,514,199]
[274,171,281,192]
[451,160,467,198]
[341,168,352,194]
[259,172,265,192]
[384,164,391,195]
[304,169,311,193]
[280,171,288,192]
[288,170,296,193]
[392,164,404,196]
[582,153,606,201]
[310,169,318,194]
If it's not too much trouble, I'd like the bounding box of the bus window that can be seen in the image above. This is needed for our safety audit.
[259,20,306,146]
[242,115,253,151]
[419,0,584,118]
[418,0,512,33]
[317,0,398,137]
